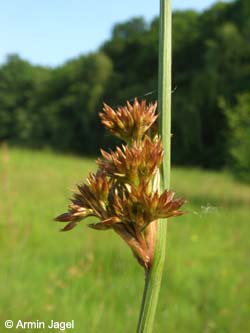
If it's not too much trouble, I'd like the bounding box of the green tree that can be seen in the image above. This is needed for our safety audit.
[29,52,113,154]
[0,0,249,171]
[101,17,157,105]
[0,55,34,142]
[221,93,250,183]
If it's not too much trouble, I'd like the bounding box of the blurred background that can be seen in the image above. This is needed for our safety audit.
[0,0,249,332]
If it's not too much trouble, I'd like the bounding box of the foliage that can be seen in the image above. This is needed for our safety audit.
[0,0,249,173]
[25,52,113,154]
[220,93,250,183]
[0,54,49,143]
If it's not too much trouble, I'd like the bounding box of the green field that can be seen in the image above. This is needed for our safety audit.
[1,147,250,333]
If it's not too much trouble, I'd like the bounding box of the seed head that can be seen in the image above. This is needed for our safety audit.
[110,182,186,230]
[100,99,158,142]
[54,99,186,269]
[97,136,163,185]
[55,171,112,231]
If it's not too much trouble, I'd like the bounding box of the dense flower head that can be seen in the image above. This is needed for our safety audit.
[55,99,186,269]
[99,99,158,142]
[55,171,113,231]
[109,182,185,229]
[55,172,185,233]
[97,136,163,185]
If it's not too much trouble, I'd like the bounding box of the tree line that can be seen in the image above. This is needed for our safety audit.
[0,0,249,182]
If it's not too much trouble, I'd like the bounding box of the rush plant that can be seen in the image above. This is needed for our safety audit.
[55,1,183,331]
[55,99,184,270]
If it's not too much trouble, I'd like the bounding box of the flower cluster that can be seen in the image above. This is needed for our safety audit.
[100,99,158,142]
[55,171,113,231]
[55,99,185,270]
[97,136,163,185]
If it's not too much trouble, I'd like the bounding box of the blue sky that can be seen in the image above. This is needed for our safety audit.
[0,0,225,67]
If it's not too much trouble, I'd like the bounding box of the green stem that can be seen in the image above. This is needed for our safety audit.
[158,0,172,190]
[136,0,172,332]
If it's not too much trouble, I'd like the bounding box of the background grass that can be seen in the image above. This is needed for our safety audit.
[1,146,249,332]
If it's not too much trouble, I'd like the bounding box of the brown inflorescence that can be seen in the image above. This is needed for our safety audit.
[55,99,186,270]
[100,99,158,142]
[97,136,163,185]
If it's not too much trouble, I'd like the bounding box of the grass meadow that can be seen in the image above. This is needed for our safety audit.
[1,146,250,332]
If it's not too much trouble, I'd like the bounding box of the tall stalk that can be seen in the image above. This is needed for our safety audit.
[136,0,172,332]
